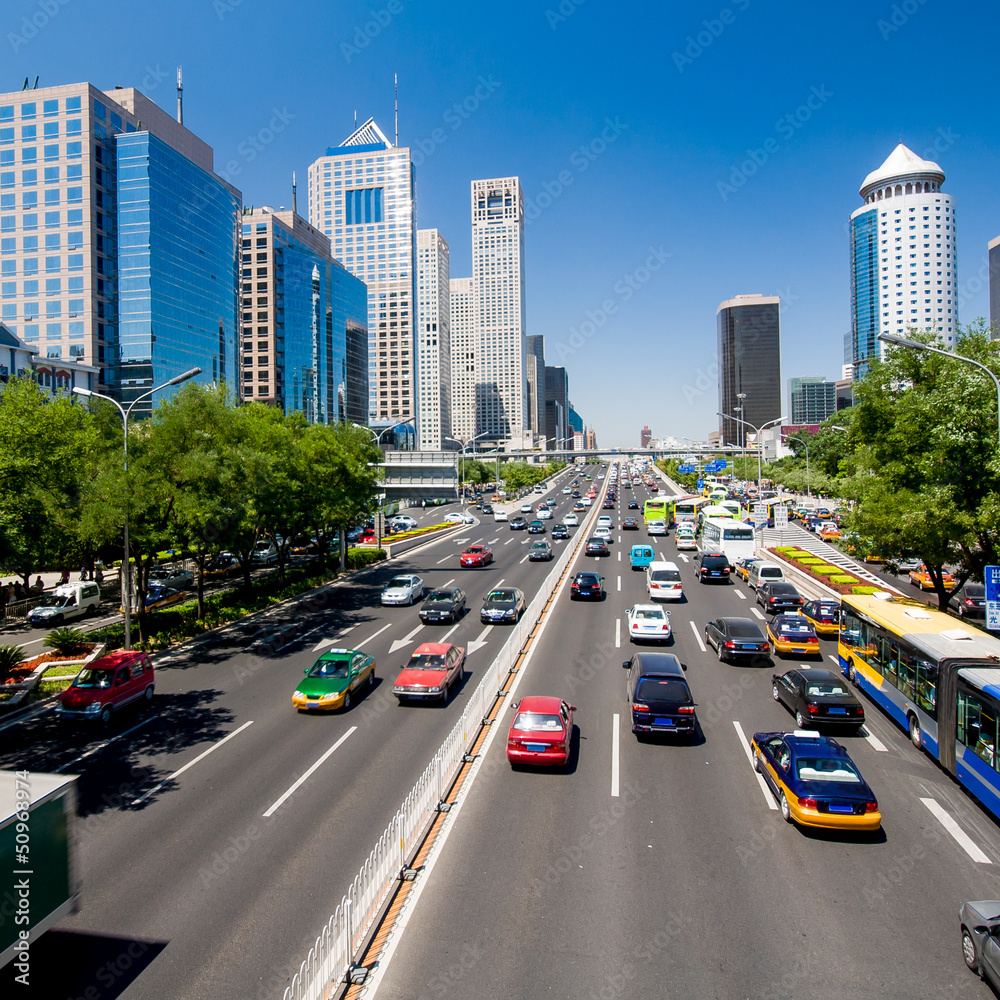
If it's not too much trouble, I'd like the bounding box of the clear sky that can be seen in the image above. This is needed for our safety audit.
[7,0,997,447]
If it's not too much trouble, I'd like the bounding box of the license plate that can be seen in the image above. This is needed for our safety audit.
[740,644,755,650]
[525,743,548,752]
[828,707,847,714]
[828,804,853,813]
[654,717,674,726]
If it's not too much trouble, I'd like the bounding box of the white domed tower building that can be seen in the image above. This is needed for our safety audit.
[848,143,958,377]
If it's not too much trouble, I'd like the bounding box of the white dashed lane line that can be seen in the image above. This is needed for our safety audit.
[920,797,992,863]
[733,720,778,810]
[688,620,706,653]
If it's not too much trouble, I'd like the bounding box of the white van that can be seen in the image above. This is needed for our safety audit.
[27,581,101,626]
[746,561,785,591]
[646,560,684,601]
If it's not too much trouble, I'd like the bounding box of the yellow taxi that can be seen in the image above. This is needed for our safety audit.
[122,585,186,615]
[800,599,841,637]
[908,564,957,591]
[818,523,841,540]
[765,613,821,659]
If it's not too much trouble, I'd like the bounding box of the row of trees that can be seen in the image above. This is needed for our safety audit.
[0,381,381,641]
[457,456,565,491]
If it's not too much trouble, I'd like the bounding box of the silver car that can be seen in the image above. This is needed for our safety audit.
[148,567,194,590]
[961,901,1000,988]
[381,574,425,606]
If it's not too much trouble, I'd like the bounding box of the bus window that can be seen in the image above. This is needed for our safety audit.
[915,657,937,715]
[896,649,917,701]
[841,610,862,649]
[881,640,899,688]
[958,688,998,770]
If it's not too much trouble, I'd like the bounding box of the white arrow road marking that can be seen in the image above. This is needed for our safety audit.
[467,625,492,655]
[389,624,424,654]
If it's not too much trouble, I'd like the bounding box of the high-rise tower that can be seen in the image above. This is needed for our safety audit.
[449,276,476,442]
[415,228,451,449]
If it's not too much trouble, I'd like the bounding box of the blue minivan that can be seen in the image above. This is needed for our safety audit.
[629,544,655,570]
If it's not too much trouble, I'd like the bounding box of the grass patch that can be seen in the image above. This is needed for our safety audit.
[829,574,860,585]
[851,585,881,595]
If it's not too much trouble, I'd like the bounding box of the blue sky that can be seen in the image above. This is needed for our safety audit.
[8,0,997,446]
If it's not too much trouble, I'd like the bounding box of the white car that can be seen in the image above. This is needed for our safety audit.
[537,507,553,520]
[444,511,476,524]
[674,534,697,551]
[597,515,613,528]
[381,574,425,606]
[389,515,418,532]
[581,497,594,507]
[627,604,672,643]
[647,562,684,601]
[520,503,535,514]
[148,566,195,588]
[562,487,572,494]
[647,520,668,536]
[494,510,509,522]
[593,526,614,543]
[562,513,579,527]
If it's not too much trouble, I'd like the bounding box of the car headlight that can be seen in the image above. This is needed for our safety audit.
[84,702,101,714]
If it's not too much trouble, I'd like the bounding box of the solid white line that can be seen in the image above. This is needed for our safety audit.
[504,538,514,545]
[56,717,154,772]
[442,578,455,588]
[861,728,888,752]
[751,607,765,621]
[617,576,621,592]
[359,622,393,646]
[688,620,706,653]
[436,554,451,565]
[735,590,746,600]
[441,622,461,642]
[615,618,621,648]
[920,797,992,863]
[733,720,778,810]
[828,654,839,665]
[264,727,357,818]
[611,713,620,798]
[132,720,254,805]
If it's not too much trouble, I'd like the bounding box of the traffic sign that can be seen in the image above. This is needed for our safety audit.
[717,459,728,469]
[752,502,768,526]
[986,565,1000,631]
[696,478,704,490]
[773,505,788,530]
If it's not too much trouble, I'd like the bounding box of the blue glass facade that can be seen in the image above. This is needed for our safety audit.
[116,131,240,411]
[850,207,879,378]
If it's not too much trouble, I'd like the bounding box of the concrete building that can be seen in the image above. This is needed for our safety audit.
[640,425,651,448]
[239,206,367,423]
[415,228,451,449]
[788,376,836,424]
[449,276,476,442]
[0,81,240,409]
[471,177,526,447]
[990,234,1000,338]
[585,427,597,450]
[849,143,957,377]
[307,118,416,431]
[525,334,545,445]
[717,294,781,446]
[0,320,98,395]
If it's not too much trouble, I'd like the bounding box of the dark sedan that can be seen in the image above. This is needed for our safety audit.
[602,500,615,509]
[551,524,570,540]
[704,617,770,662]
[419,588,467,624]
[509,516,528,531]
[570,572,604,600]
[527,520,546,534]
[481,587,526,624]
[622,517,639,530]
[756,581,804,612]
[528,540,554,561]
[628,500,640,509]
[772,667,865,730]
[954,583,986,620]
[585,537,610,557]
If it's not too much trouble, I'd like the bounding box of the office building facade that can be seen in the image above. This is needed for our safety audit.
[788,376,836,424]
[307,118,416,430]
[240,206,367,423]
[449,276,476,442]
[525,334,545,444]
[640,425,651,448]
[415,228,451,449]
[717,294,781,446]
[543,364,568,449]
[849,143,957,376]
[471,177,526,446]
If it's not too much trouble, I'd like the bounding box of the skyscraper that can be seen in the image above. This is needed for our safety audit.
[239,206,367,423]
[525,334,545,443]
[471,177,526,447]
[543,364,568,449]
[416,228,451,449]
[788,376,836,424]
[307,118,416,431]
[640,425,651,448]
[717,294,781,446]
[849,143,957,376]
[0,81,241,406]
[449,276,476,442]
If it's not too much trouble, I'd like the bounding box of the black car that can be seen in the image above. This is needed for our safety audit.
[527,520,546,534]
[481,587,526,624]
[772,667,865,730]
[551,524,570,540]
[622,517,639,530]
[480,503,494,515]
[570,572,604,599]
[572,490,582,498]
[603,500,615,509]
[954,583,986,620]
[585,536,610,557]
[757,581,804,612]
[696,552,731,583]
[509,516,528,531]
[704,617,770,662]
[628,501,640,509]
[623,652,695,737]
[528,540,554,561]
[419,588,467,624]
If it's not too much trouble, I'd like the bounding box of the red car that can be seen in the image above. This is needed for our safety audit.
[506,695,576,767]
[460,544,493,567]
[56,650,155,724]
[392,642,466,703]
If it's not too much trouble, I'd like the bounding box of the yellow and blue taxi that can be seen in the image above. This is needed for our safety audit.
[801,598,841,637]
[292,648,375,712]
[121,585,186,615]
[751,730,881,832]
[765,612,821,658]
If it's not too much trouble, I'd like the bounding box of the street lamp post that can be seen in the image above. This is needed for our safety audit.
[73,367,202,650]
[445,431,491,492]
[353,420,409,549]
[736,392,746,451]
[878,332,1000,446]
[785,435,810,496]
[717,412,787,495]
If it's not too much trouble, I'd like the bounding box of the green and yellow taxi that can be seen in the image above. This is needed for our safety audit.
[292,648,375,712]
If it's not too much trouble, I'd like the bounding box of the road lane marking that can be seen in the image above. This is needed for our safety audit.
[132,720,254,806]
[920,797,991,863]
[504,538,514,545]
[733,720,778,811]
[750,607,765,620]
[442,623,461,642]
[678,554,689,563]
[519,553,529,564]
[735,590,746,600]
[389,625,424,653]
[611,713,620,797]
[617,576,621,592]
[467,626,491,655]
[442,578,455,587]
[359,622,393,647]
[615,619,621,648]
[264,727,357,818]
[828,654,839,665]
[488,538,498,544]
[436,554,452,565]
[56,717,155,772]
[860,727,888,752]
[688,620,706,652]
[617,550,621,562]
[495,579,505,588]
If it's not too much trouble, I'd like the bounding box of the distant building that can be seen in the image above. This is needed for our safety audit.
[835,365,854,410]
[990,235,1000,338]
[788,376,836,424]
[525,335,545,445]
[717,294,781,446]
[707,430,721,446]
[449,276,475,442]
[586,427,597,450]
[416,229,452,449]
[640,425,651,448]
[0,321,98,395]
[544,364,568,449]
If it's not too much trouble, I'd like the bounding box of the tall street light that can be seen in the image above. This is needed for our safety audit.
[735,392,747,450]
[353,420,409,549]
[73,367,202,650]
[878,332,1000,446]
[718,412,787,493]
[784,435,811,497]
[445,431,491,490]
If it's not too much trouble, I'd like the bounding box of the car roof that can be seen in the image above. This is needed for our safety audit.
[412,642,454,655]
[517,695,565,713]
[631,651,685,678]
[720,616,764,630]
[315,648,358,661]
[768,582,798,593]
[90,650,148,669]
[631,603,665,613]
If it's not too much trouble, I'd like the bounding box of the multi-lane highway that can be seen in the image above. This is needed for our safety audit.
[367,472,1000,1000]
[0,469,597,1000]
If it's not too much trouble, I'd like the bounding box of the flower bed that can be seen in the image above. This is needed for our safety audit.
[768,547,879,596]
[0,643,101,707]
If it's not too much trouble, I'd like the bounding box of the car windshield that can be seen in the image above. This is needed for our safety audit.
[635,678,691,703]
[37,595,71,609]
[531,542,548,549]
[632,608,664,620]
[386,577,412,589]
[466,547,485,554]
[513,712,564,732]
[425,592,455,604]
[74,668,114,689]
[815,604,840,617]
[966,585,986,598]
[650,570,681,583]
[728,622,763,638]
[406,654,446,670]
[487,590,515,603]
[308,659,351,678]
[795,757,861,783]
[779,622,812,635]
[806,680,849,697]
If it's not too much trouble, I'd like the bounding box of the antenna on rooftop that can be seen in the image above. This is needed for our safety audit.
[176,67,183,125]
[292,171,297,215]
[32,76,38,90]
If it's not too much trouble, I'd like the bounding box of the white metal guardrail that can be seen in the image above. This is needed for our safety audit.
[281,479,599,1000]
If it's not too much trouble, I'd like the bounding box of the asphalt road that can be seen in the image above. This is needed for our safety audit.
[370,472,1000,1000]
[1,467,601,1000]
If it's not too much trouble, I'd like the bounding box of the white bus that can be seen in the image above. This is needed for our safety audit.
[699,517,756,567]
